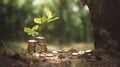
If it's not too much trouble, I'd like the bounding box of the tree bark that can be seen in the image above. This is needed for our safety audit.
[84,0,120,66]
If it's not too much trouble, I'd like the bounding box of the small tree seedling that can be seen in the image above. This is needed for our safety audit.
[24,7,59,38]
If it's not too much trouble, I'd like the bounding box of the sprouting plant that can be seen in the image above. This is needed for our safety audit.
[24,7,59,38]
[24,25,39,37]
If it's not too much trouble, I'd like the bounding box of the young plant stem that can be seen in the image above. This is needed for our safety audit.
[42,22,48,31]
[38,22,48,36]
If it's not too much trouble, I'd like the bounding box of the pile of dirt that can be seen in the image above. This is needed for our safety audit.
[1,49,119,67]
[0,49,86,67]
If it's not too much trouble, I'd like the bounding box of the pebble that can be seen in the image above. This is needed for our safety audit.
[72,52,79,56]
[46,53,54,57]
[78,50,85,55]
[85,50,92,53]
[52,51,58,54]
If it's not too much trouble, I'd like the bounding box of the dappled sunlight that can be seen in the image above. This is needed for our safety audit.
[5,41,94,52]
[83,5,89,11]
[0,41,94,67]
[70,43,94,50]
[0,0,94,66]
[1,0,120,66]
[46,43,94,51]
[33,0,43,5]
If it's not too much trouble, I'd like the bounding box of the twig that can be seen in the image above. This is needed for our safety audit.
[1,40,7,48]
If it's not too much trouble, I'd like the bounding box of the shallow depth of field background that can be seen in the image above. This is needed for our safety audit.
[0,0,94,51]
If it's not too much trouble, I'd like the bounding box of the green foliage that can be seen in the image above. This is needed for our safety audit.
[44,0,93,43]
[44,7,53,19]
[0,0,93,43]
[24,25,39,37]
[0,0,33,40]
[47,14,59,22]
[24,7,59,38]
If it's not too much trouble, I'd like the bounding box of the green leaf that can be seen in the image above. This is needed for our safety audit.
[28,32,32,35]
[32,25,39,31]
[50,13,57,18]
[48,17,59,22]
[24,27,32,33]
[34,18,42,24]
[31,31,39,37]
[44,7,52,19]
[41,15,47,23]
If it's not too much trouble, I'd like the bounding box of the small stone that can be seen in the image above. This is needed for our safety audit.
[52,50,58,54]
[79,50,85,55]
[46,53,54,57]
[85,49,92,53]
[72,52,79,56]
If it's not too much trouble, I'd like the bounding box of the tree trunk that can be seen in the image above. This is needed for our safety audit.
[84,0,120,66]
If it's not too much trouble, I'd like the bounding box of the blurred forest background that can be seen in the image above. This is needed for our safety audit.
[0,0,93,47]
